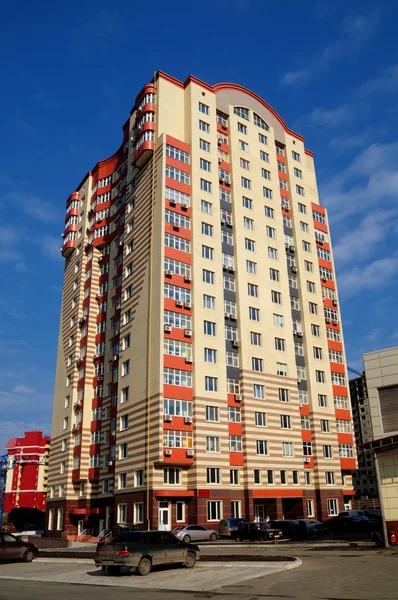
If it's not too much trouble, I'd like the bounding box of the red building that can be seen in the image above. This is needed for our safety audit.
[4,431,50,513]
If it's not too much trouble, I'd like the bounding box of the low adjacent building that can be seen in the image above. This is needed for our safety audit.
[4,431,50,513]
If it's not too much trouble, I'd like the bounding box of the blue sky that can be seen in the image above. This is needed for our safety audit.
[1,0,397,453]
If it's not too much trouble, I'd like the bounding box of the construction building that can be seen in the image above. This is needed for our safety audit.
[47,71,356,537]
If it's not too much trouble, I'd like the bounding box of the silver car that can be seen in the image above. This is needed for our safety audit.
[173,525,218,543]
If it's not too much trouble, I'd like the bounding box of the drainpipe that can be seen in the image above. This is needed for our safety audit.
[374,452,389,547]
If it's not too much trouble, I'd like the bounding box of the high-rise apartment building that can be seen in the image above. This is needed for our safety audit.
[4,431,50,513]
[47,71,355,536]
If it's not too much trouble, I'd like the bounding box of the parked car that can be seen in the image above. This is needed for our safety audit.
[338,510,368,520]
[94,530,199,576]
[297,519,328,537]
[0,532,38,562]
[231,522,283,542]
[269,520,305,540]
[219,518,249,537]
[325,514,370,533]
[172,525,218,543]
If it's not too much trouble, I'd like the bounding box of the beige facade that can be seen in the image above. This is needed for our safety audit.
[363,347,398,438]
[47,71,355,536]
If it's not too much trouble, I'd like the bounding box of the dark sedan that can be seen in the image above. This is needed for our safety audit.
[297,519,328,537]
[269,520,305,540]
[0,533,38,562]
[231,522,283,542]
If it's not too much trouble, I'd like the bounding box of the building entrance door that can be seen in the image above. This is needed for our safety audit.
[254,504,265,522]
[158,501,170,530]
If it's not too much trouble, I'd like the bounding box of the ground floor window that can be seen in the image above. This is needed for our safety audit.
[134,502,144,523]
[207,500,222,521]
[306,499,314,518]
[231,501,241,518]
[176,501,185,523]
[118,503,127,523]
[56,508,63,531]
[327,498,338,516]
[48,509,54,530]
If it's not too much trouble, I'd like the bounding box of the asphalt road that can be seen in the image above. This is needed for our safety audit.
[1,551,398,600]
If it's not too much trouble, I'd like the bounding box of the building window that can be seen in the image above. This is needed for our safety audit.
[250,332,261,346]
[228,406,241,422]
[248,283,258,297]
[48,509,55,530]
[256,440,268,455]
[164,468,181,485]
[280,470,287,484]
[200,179,212,192]
[271,290,282,304]
[323,445,333,459]
[230,469,239,485]
[275,337,286,352]
[229,435,242,452]
[277,363,288,377]
[280,415,291,429]
[252,357,263,372]
[134,503,144,523]
[282,442,294,456]
[253,384,265,399]
[327,499,338,516]
[207,468,221,484]
[200,138,210,152]
[199,102,209,115]
[263,187,273,199]
[320,419,330,433]
[199,120,210,132]
[242,196,253,209]
[267,470,274,484]
[325,471,335,485]
[316,370,325,383]
[119,443,128,459]
[270,268,280,281]
[301,415,310,429]
[176,502,185,522]
[56,509,63,531]
[293,470,299,485]
[249,307,260,321]
[135,469,145,486]
[205,376,218,392]
[254,469,261,484]
[231,500,241,518]
[246,260,257,274]
[206,436,220,453]
[306,499,314,517]
[205,405,219,422]
[255,411,267,427]
[207,501,222,521]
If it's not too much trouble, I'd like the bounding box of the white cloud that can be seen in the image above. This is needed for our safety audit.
[307,105,356,127]
[15,262,29,272]
[281,12,380,85]
[4,192,60,223]
[12,384,37,395]
[357,64,398,96]
[337,255,398,297]
[333,210,398,265]
[281,70,311,86]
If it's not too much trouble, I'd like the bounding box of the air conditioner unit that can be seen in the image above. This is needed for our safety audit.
[164,449,172,457]
[164,415,172,422]
[230,314,237,321]
[292,266,298,273]
[186,449,195,457]
[184,275,192,283]
[332,300,338,306]
[98,257,103,263]
[325,318,331,324]
[181,202,189,211]
[184,329,192,337]
[221,123,227,130]
[297,379,302,384]
[332,320,338,326]
[304,457,310,464]
[97,375,104,382]
[228,266,235,273]
[169,199,177,206]
[164,324,172,333]
[235,394,243,402]
[113,355,118,361]
[184,417,192,424]
[176,300,183,307]
[289,245,296,252]
[297,331,303,337]
[185,356,193,364]
[321,277,327,282]
[217,138,222,146]
[108,461,114,466]
[232,340,240,348]
[220,218,226,224]
[218,158,222,164]
[224,312,230,318]
[222,264,229,270]
[299,403,303,409]
[172,224,180,231]
[184,301,191,309]
[165,269,173,277]
[119,241,124,247]
[226,216,233,226]
[319,240,324,245]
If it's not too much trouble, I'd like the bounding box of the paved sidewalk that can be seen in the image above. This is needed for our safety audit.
[0,557,301,592]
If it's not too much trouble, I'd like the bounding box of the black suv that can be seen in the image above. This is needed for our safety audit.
[95,531,200,576]
[231,522,283,542]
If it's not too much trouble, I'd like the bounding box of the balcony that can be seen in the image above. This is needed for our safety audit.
[61,239,76,258]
